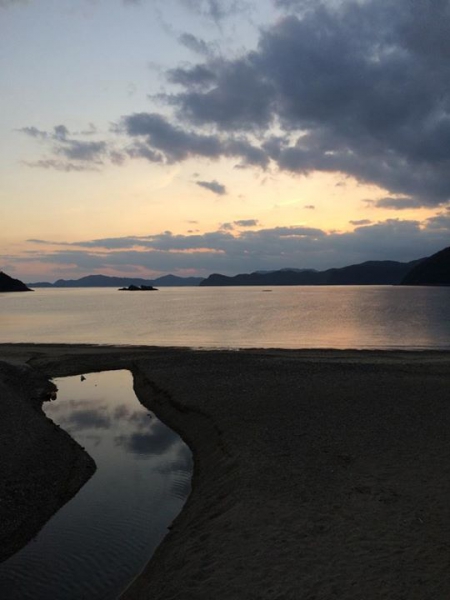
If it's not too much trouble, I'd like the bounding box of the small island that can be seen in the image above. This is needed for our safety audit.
[118,284,158,291]
[0,271,33,293]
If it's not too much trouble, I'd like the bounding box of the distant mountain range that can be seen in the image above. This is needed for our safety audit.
[0,271,32,292]
[200,259,423,286]
[27,274,205,288]
[18,244,450,289]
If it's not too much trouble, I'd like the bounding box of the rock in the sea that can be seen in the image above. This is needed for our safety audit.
[0,272,33,292]
[118,284,158,291]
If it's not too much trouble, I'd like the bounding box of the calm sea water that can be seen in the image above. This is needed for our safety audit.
[0,370,192,600]
[1,286,450,349]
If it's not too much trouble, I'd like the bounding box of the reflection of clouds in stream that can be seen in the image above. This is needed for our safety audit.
[113,404,154,427]
[163,445,193,500]
[85,434,102,447]
[46,381,192,474]
[47,392,188,465]
[115,419,179,457]
[61,409,112,432]
[157,443,193,474]
[48,400,153,436]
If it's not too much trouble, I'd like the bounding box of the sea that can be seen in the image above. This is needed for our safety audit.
[1,285,450,598]
[1,285,450,349]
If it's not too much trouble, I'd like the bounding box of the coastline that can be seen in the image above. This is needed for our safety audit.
[1,344,450,598]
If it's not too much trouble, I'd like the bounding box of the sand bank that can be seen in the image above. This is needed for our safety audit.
[1,344,450,599]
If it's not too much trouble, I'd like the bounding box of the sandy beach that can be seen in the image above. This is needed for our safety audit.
[1,344,450,599]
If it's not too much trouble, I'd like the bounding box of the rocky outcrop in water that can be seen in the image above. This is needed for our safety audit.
[118,285,158,291]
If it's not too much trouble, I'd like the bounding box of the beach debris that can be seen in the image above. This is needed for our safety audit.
[81,375,86,382]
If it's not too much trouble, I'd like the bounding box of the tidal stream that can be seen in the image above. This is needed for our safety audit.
[0,370,192,599]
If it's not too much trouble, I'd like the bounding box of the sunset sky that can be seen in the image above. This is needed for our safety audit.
[2,0,450,281]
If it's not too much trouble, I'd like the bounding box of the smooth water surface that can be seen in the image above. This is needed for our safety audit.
[0,370,192,600]
[1,286,450,349]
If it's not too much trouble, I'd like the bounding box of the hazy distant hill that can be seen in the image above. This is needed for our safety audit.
[0,271,32,292]
[28,274,204,287]
[401,246,450,285]
[200,259,422,287]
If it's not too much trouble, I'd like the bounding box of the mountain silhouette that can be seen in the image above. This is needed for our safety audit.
[27,274,204,288]
[201,259,422,286]
[0,272,33,292]
[401,246,450,285]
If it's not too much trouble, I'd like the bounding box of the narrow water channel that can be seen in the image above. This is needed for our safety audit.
[0,370,192,599]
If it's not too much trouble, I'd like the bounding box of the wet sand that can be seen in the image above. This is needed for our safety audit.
[1,344,450,599]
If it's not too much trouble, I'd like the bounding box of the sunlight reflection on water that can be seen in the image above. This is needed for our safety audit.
[1,285,450,349]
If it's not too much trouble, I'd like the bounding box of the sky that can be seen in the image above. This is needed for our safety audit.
[1,0,450,282]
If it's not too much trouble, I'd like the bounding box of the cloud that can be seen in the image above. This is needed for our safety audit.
[17,126,48,139]
[373,197,426,210]
[155,0,450,207]
[56,139,107,162]
[179,0,245,21]
[167,64,217,88]
[18,123,118,171]
[425,212,450,231]
[178,33,213,56]
[234,219,258,227]
[304,205,315,210]
[122,112,268,167]
[18,216,450,278]
[164,57,275,131]
[196,179,227,195]
[22,159,101,172]
[17,1,450,207]
[350,219,372,226]
[123,112,221,162]
[19,124,69,141]
[124,0,249,21]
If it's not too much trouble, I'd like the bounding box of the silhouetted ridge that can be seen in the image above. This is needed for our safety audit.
[401,246,450,286]
[201,259,422,286]
[0,272,33,292]
[28,274,204,287]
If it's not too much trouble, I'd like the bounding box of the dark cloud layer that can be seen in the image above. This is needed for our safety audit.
[153,0,450,207]
[17,0,450,210]
[122,112,268,167]
[23,216,450,276]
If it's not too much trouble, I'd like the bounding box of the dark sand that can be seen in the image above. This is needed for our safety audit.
[1,344,450,599]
